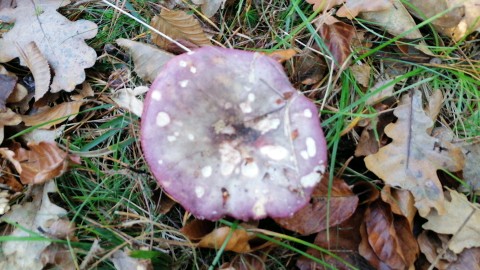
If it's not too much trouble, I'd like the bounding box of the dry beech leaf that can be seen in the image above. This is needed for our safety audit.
[22,101,83,129]
[274,176,358,235]
[0,181,74,269]
[16,42,50,101]
[0,147,22,174]
[318,21,356,68]
[364,90,465,217]
[116,39,174,83]
[297,207,369,270]
[359,200,419,270]
[422,189,480,254]
[150,9,211,50]
[0,166,23,193]
[13,141,80,185]
[381,185,416,226]
[0,0,98,92]
[181,220,255,253]
[198,226,253,253]
[407,0,480,41]
[111,86,149,117]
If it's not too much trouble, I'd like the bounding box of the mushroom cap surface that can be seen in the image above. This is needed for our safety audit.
[141,47,327,220]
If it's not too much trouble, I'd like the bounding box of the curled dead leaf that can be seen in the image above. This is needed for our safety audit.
[13,141,80,185]
[181,220,257,253]
[359,200,419,269]
[16,42,50,101]
[274,176,358,235]
[318,21,355,68]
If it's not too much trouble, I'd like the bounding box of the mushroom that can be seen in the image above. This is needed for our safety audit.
[141,47,327,221]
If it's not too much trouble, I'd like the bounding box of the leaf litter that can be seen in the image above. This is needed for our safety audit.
[0,0,479,269]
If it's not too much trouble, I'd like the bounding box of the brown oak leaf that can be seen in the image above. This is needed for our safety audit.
[364,90,465,217]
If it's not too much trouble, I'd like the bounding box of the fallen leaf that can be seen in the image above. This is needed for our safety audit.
[150,9,211,50]
[354,105,395,157]
[0,73,16,110]
[111,86,149,117]
[199,226,253,253]
[0,166,23,193]
[422,189,480,254]
[22,101,83,129]
[181,220,255,253]
[336,0,392,18]
[264,49,297,63]
[192,0,226,17]
[445,247,480,270]
[274,176,358,235]
[418,231,458,269]
[458,142,480,195]
[297,207,369,270]
[364,90,465,217]
[359,0,423,39]
[365,78,397,105]
[0,0,98,92]
[305,0,344,12]
[22,125,65,143]
[13,141,80,185]
[111,249,153,270]
[292,49,327,85]
[350,64,371,87]
[116,39,174,83]
[220,254,265,270]
[407,0,480,41]
[39,243,75,270]
[0,190,11,214]
[0,181,74,269]
[360,200,419,269]
[0,108,22,144]
[318,21,356,68]
[381,185,416,226]
[16,42,50,101]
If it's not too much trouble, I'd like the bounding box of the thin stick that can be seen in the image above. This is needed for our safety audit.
[101,0,191,53]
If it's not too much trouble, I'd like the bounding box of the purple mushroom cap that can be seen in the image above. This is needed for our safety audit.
[141,47,327,221]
